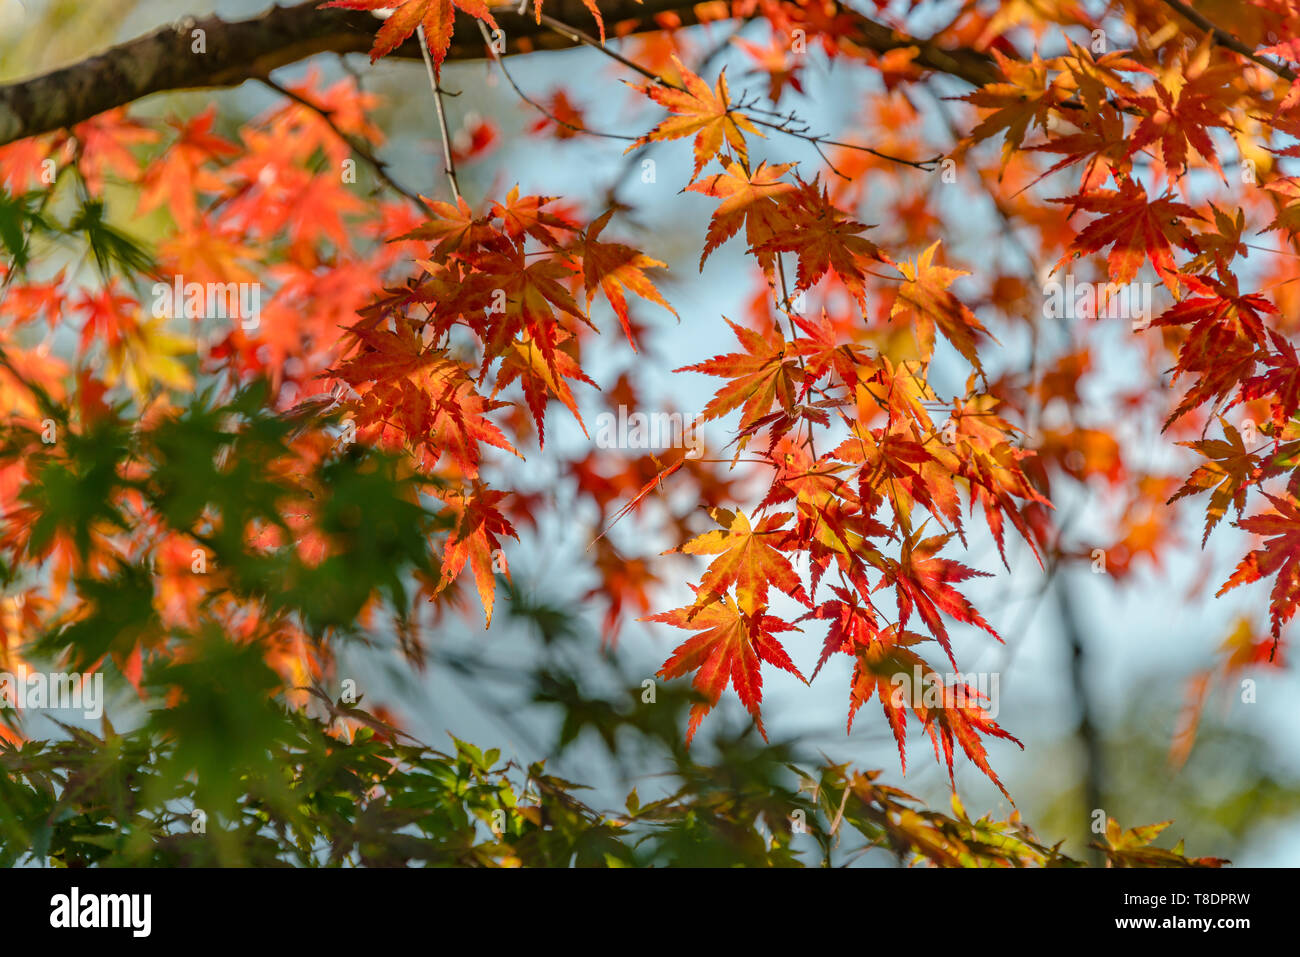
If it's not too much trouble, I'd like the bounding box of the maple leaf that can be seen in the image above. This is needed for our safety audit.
[527,89,589,141]
[332,328,519,477]
[1151,277,1276,349]
[810,618,1021,796]
[73,280,139,351]
[1096,819,1226,868]
[799,585,880,682]
[1051,176,1200,293]
[1124,41,1237,178]
[590,452,689,544]
[877,530,1000,668]
[957,49,1061,172]
[835,425,960,540]
[669,506,809,615]
[459,244,591,379]
[1029,102,1131,185]
[644,592,804,743]
[1168,419,1260,546]
[106,316,194,401]
[136,107,238,229]
[1261,176,1300,236]
[579,209,678,350]
[686,160,796,269]
[787,311,871,398]
[73,109,160,192]
[1182,203,1248,280]
[787,490,889,600]
[1242,331,1300,429]
[493,331,596,447]
[437,483,519,627]
[585,538,658,644]
[860,356,938,435]
[491,186,578,249]
[320,0,497,70]
[889,240,992,377]
[676,318,797,434]
[1217,493,1300,644]
[753,179,883,305]
[397,196,499,261]
[628,57,762,180]
[1152,280,1273,428]
[917,673,1022,800]
[940,394,1050,567]
[845,631,921,763]
[733,34,804,103]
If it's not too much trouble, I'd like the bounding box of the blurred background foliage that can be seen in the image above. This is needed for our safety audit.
[0,0,1297,868]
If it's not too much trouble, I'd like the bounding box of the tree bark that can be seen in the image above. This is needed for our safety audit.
[0,0,997,148]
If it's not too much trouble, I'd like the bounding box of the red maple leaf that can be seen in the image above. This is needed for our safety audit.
[877,530,1000,667]
[1051,175,1201,293]
[1217,493,1300,646]
[645,592,804,743]
[320,0,498,70]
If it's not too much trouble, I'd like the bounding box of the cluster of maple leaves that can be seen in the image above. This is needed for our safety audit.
[310,2,1049,794]
[951,19,1300,671]
[2,0,1300,804]
[0,73,437,728]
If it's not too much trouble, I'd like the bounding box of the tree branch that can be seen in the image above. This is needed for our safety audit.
[0,1,1000,149]
[416,24,462,202]
[1159,0,1296,82]
[0,0,688,146]
[257,76,431,213]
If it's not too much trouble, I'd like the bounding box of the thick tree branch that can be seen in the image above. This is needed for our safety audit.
[0,0,688,146]
[1160,0,1296,82]
[0,0,999,149]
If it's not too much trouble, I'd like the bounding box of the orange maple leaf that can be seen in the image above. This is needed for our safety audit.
[1169,419,1261,546]
[669,506,809,615]
[628,57,762,180]
[889,240,992,377]
[676,317,797,434]
[877,529,1000,668]
[1051,176,1200,293]
[1217,492,1300,645]
[645,592,804,743]
[579,209,678,350]
[752,178,883,303]
[686,160,796,269]
[436,483,519,627]
[320,0,498,70]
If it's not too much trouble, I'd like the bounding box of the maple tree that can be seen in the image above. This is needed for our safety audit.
[0,0,1297,870]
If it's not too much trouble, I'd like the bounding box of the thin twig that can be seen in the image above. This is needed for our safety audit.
[537,12,662,84]
[1160,0,1296,82]
[417,24,463,202]
[476,20,635,142]
[258,77,430,215]
[536,12,939,171]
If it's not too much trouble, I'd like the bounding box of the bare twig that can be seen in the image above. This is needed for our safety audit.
[476,20,634,142]
[258,76,430,214]
[536,12,940,171]
[417,24,462,203]
[0,0,1001,148]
